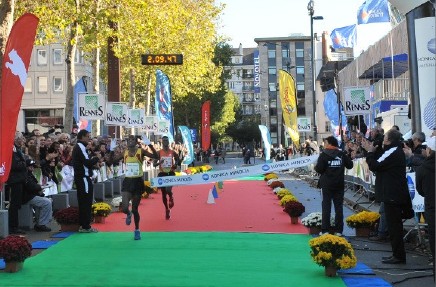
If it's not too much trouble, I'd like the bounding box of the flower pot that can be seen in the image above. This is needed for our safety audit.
[5,261,23,273]
[324,265,337,277]
[290,216,299,224]
[355,227,371,237]
[60,224,80,232]
[308,226,322,235]
[94,216,106,224]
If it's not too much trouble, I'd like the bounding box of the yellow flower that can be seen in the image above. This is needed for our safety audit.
[309,234,357,270]
[346,211,380,228]
[279,194,297,206]
[91,202,112,217]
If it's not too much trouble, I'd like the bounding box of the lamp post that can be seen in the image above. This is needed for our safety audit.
[307,0,323,142]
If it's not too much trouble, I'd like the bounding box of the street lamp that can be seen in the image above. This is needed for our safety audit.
[307,0,323,142]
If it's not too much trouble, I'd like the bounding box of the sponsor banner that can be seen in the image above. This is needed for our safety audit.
[190,128,197,142]
[343,86,371,115]
[144,116,157,132]
[297,117,312,132]
[406,173,424,213]
[253,50,260,93]
[105,102,128,126]
[155,69,174,139]
[127,108,145,127]
[258,125,272,161]
[179,126,194,165]
[78,93,105,120]
[151,155,319,187]
[278,70,299,147]
[156,119,170,135]
[415,17,436,134]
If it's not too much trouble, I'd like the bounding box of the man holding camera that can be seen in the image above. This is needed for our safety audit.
[403,131,426,171]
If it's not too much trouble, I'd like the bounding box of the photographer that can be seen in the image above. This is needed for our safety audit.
[403,131,426,171]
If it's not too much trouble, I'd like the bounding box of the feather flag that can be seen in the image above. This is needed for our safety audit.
[201,101,211,152]
[0,13,39,186]
[330,25,357,49]
[155,69,174,142]
[212,185,219,198]
[278,70,299,148]
[178,126,194,165]
[357,0,390,25]
[258,125,272,161]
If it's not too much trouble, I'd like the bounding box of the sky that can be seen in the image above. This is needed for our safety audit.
[216,0,392,51]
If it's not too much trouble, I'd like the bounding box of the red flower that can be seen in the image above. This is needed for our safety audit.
[283,201,305,217]
[54,207,80,225]
[270,181,285,189]
[0,235,32,262]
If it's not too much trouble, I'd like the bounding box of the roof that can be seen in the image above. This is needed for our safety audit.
[317,60,353,80]
[359,53,409,80]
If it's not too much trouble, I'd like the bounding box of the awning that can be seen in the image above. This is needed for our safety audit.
[359,53,409,80]
[316,60,353,81]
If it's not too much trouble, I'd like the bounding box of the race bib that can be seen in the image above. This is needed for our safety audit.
[161,156,172,168]
[126,163,140,177]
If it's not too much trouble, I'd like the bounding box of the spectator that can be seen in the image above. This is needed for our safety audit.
[362,129,412,264]
[403,131,426,171]
[7,132,28,234]
[23,159,53,232]
[314,136,353,236]
[415,136,435,277]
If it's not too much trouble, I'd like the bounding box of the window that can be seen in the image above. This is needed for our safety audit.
[268,50,276,58]
[297,83,305,91]
[74,49,84,63]
[53,49,62,64]
[37,50,47,65]
[268,67,276,75]
[38,77,48,92]
[282,49,289,58]
[53,77,63,92]
[24,77,32,93]
[325,121,331,132]
[228,82,235,89]
[296,66,304,74]
[268,83,276,92]
[296,49,304,58]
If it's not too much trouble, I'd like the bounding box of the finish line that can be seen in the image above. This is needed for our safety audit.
[150,155,319,187]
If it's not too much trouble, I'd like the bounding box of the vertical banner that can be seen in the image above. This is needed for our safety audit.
[155,69,174,141]
[73,79,92,131]
[415,17,436,134]
[178,126,194,165]
[258,125,272,161]
[253,50,260,93]
[278,70,299,147]
[105,102,128,126]
[127,108,145,127]
[77,93,105,120]
[0,13,39,186]
[201,100,211,152]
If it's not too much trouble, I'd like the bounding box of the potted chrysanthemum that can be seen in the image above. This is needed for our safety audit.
[345,211,380,237]
[54,207,80,231]
[283,201,305,224]
[301,212,322,235]
[309,234,357,277]
[91,202,112,223]
[0,235,32,272]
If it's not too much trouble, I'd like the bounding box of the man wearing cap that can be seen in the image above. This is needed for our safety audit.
[415,136,435,276]
[315,136,353,236]
[23,159,53,232]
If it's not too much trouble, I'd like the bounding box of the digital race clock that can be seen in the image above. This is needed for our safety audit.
[141,54,183,65]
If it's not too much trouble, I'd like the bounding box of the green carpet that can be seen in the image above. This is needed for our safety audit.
[236,174,265,180]
[2,232,347,287]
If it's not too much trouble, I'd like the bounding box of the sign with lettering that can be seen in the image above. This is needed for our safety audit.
[127,108,145,127]
[105,102,128,126]
[253,50,260,93]
[144,116,157,132]
[156,119,170,135]
[78,94,105,120]
[297,117,312,132]
[343,86,371,115]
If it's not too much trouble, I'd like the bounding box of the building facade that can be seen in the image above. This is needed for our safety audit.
[18,43,94,134]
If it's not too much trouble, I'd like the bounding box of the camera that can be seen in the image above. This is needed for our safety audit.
[55,124,64,129]
[403,139,414,149]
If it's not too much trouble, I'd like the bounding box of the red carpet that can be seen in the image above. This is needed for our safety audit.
[96,180,308,234]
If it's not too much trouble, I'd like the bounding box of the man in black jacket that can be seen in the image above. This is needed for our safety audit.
[7,132,28,234]
[72,130,100,233]
[23,159,53,232]
[362,129,412,264]
[415,136,435,276]
[315,136,353,236]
